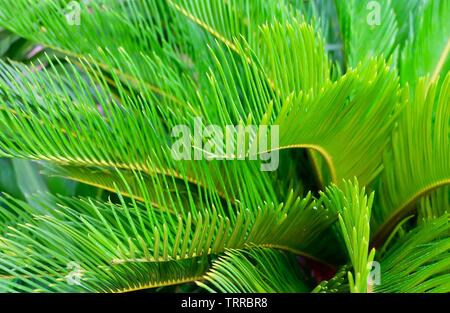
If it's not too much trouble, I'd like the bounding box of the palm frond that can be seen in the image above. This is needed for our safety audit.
[0,0,197,94]
[418,187,450,224]
[0,55,281,217]
[321,179,375,293]
[201,44,402,187]
[256,18,331,96]
[335,0,398,67]
[372,73,450,246]
[197,248,309,293]
[274,59,401,186]
[374,214,450,293]
[0,192,207,292]
[391,0,427,46]
[167,0,292,54]
[0,182,338,292]
[400,0,450,85]
[0,0,448,295]
[312,265,349,293]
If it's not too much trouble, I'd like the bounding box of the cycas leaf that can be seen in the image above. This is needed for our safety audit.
[391,0,427,46]
[0,0,195,103]
[0,46,286,219]
[374,214,450,293]
[321,179,375,293]
[0,194,208,293]
[372,73,450,247]
[170,1,330,99]
[335,0,398,67]
[418,187,450,223]
[0,194,32,235]
[0,184,336,292]
[197,248,309,293]
[0,0,447,295]
[199,18,330,125]
[40,165,198,213]
[0,57,176,171]
[256,18,331,96]
[400,0,450,86]
[312,265,349,293]
[206,44,401,186]
[167,0,291,55]
[202,39,281,125]
[41,162,276,223]
[275,59,401,186]
[0,57,273,216]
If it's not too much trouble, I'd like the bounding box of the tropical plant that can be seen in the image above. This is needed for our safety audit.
[0,0,448,293]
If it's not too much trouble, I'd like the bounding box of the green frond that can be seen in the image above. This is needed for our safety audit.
[169,1,330,100]
[0,0,448,295]
[0,1,198,103]
[0,56,281,219]
[0,193,208,292]
[391,0,427,46]
[256,18,331,96]
[198,19,330,125]
[40,164,200,214]
[275,59,401,186]
[418,187,450,224]
[0,194,32,235]
[204,50,401,187]
[374,214,450,293]
[0,56,172,171]
[197,248,309,293]
[312,265,349,293]
[335,0,398,67]
[167,0,292,54]
[400,0,450,85]
[372,73,450,246]
[202,39,281,124]
[0,184,337,292]
[321,179,375,293]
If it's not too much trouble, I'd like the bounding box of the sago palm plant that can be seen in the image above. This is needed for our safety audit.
[0,0,448,293]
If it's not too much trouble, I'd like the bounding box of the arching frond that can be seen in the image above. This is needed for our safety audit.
[197,248,309,293]
[0,0,200,105]
[41,164,202,213]
[0,56,281,219]
[374,214,450,293]
[204,44,401,187]
[169,1,331,101]
[335,0,398,67]
[400,0,450,85]
[274,59,401,186]
[256,19,331,96]
[418,187,450,223]
[198,18,330,125]
[167,0,292,54]
[0,0,447,295]
[0,183,338,292]
[372,73,450,246]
